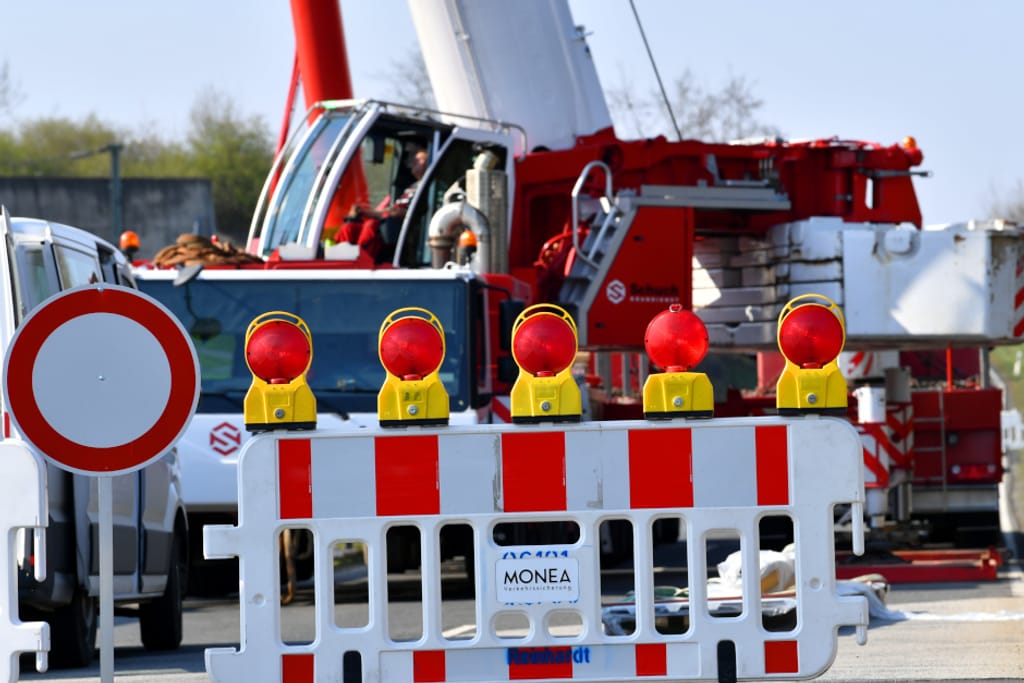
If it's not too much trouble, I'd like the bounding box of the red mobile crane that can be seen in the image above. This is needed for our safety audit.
[136,1,1021,585]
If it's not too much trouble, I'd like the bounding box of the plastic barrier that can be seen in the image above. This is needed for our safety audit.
[205,416,866,682]
[0,440,49,681]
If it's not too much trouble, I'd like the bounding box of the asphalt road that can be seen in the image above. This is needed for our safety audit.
[17,556,1024,683]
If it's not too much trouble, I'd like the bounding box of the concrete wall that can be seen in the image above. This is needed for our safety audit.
[0,177,217,259]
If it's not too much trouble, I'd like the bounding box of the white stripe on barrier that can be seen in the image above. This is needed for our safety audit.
[0,440,49,681]
[205,416,866,682]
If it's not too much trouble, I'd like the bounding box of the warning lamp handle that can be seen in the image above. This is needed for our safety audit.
[776,294,845,336]
[244,310,312,346]
[775,293,847,369]
[511,303,579,338]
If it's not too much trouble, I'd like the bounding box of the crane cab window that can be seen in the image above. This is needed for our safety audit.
[54,244,102,287]
[398,139,508,267]
[356,134,428,211]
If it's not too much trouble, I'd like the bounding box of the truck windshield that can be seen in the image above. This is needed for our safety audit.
[138,277,472,416]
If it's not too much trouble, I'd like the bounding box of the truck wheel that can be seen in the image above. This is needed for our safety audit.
[48,586,96,668]
[139,533,184,650]
[188,558,238,597]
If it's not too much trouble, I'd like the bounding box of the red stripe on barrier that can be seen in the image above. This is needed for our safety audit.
[1015,316,1024,338]
[501,432,566,512]
[1015,287,1024,309]
[635,643,667,676]
[413,650,446,682]
[628,428,693,508]
[375,435,440,516]
[508,647,573,679]
[281,652,314,682]
[278,439,312,519]
[764,640,799,674]
[755,425,789,506]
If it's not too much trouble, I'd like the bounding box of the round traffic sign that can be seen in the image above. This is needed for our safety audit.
[3,284,199,475]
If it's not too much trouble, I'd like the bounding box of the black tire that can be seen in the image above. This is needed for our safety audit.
[188,558,239,597]
[47,586,96,669]
[139,533,184,651]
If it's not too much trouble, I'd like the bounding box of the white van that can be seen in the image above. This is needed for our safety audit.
[0,207,188,668]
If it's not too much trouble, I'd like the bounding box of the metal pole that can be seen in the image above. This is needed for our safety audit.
[99,476,114,683]
[628,0,682,141]
[107,143,123,238]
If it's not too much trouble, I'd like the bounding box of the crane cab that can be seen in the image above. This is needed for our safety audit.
[248,100,517,273]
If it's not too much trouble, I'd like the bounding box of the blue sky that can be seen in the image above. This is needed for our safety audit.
[2,0,1021,226]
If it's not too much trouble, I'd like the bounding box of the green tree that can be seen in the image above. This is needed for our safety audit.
[124,126,192,177]
[0,87,272,243]
[0,115,192,178]
[186,88,274,245]
[0,115,127,176]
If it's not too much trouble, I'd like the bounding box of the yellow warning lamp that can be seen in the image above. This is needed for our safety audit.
[243,311,317,432]
[377,307,450,427]
[642,304,714,419]
[775,294,848,415]
[509,304,581,424]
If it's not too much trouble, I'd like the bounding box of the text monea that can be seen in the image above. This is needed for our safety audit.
[504,567,572,585]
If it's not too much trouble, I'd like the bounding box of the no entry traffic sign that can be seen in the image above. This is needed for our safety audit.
[3,284,199,475]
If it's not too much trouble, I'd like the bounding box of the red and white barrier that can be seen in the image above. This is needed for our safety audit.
[205,416,866,682]
[0,440,49,680]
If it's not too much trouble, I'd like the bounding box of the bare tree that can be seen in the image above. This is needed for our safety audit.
[608,68,781,142]
[376,50,436,109]
[606,64,661,139]
[378,47,777,143]
[0,61,24,117]
[987,180,1024,223]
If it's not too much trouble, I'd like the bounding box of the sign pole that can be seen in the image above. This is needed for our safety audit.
[99,475,114,683]
[2,284,200,676]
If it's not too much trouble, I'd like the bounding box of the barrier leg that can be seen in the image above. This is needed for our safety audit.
[0,443,50,682]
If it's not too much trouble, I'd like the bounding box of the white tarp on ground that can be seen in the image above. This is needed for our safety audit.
[602,550,1024,635]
